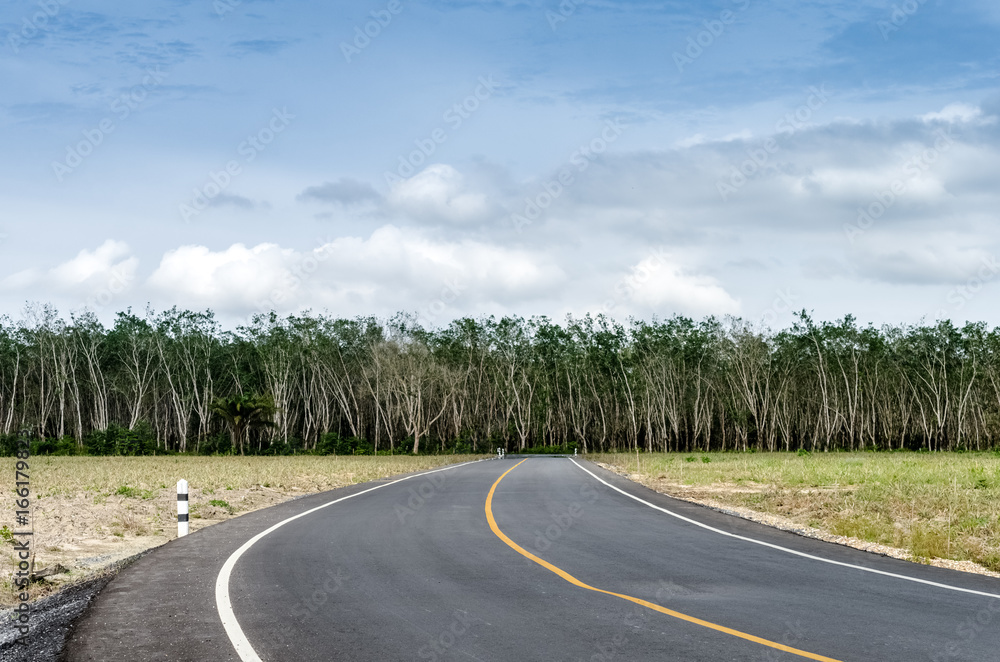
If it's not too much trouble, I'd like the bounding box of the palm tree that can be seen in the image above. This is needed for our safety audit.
[210,394,277,455]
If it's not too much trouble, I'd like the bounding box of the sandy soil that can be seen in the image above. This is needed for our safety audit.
[1,484,300,607]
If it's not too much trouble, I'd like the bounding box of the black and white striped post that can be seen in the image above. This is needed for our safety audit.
[177,479,189,537]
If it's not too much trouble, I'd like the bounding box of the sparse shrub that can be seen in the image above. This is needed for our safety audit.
[521,444,575,455]
[30,436,81,456]
[909,525,951,561]
[981,553,1000,573]
[317,432,373,455]
[114,485,154,499]
[110,509,148,536]
[198,432,234,455]
[84,423,157,456]
[209,499,234,514]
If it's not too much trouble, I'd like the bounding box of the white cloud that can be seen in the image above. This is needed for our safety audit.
[147,243,294,307]
[48,240,136,286]
[621,252,741,317]
[0,240,137,304]
[674,133,707,149]
[145,226,566,320]
[922,103,982,124]
[386,164,493,224]
[5,106,1000,329]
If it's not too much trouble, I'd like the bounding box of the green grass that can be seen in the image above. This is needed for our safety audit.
[208,499,234,513]
[594,451,1000,571]
[113,485,155,499]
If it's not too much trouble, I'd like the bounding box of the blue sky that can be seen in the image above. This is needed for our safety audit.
[2,0,999,328]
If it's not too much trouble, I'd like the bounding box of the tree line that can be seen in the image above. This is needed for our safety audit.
[3,303,1000,455]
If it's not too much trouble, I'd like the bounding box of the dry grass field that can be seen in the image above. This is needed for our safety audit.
[594,451,1000,574]
[1,455,482,606]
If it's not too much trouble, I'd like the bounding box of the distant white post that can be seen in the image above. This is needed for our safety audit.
[177,479,189,537]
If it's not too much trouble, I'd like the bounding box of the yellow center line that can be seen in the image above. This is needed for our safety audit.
[485,459,843,662]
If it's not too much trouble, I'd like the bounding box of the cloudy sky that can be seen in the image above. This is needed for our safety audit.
[2,0,999,329]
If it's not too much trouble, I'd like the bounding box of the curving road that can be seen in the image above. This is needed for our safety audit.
[65,458,1000,661]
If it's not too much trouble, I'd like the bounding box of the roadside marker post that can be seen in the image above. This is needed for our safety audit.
[177,479,189,537]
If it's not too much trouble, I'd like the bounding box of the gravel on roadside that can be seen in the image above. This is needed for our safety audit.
[0,552,148,662]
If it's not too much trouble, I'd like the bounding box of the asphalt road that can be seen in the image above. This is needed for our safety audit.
[63,458,1000,661]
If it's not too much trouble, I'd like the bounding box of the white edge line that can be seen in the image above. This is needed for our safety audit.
[568,457,1000,600]
[215,459,487,662]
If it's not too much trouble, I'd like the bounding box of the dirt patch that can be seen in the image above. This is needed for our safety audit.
[0,485,299,607]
